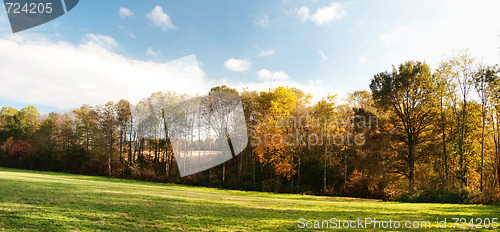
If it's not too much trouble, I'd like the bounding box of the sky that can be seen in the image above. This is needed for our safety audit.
[0,0,500,113]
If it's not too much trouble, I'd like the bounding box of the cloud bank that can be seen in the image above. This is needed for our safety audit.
[0,34,209,109]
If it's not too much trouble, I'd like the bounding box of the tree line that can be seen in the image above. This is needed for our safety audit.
[1,50,500,203]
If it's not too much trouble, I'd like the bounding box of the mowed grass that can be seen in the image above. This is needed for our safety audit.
[0,168,499,231]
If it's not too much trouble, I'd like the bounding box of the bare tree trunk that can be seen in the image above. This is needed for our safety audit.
[238,153,243,181]
[323,127,328,193]
[497,131,500,189]
[290,151,294,190]
[162,109,171,181]
[441,96,448,186]
[140,138,144,163]
[119,129,123,164]
[208,115,212,185]
[323,155,327,193]
[108,135,112,176]
[298,153,301,188]
[409,140,415,192]
[108,128,113,176]
[498,148,500,189]
[223,163,226,183]
[128,118,133,164]
[252,153,256,187]
[108,154,112,176]
[343,150,348,194]
[460,99,467,188]
[480,108,485,192]
[197,114,201,181]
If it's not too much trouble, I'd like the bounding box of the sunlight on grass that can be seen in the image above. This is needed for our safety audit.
[1,167,499,231]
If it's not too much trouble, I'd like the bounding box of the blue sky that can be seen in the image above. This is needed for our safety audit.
[1,0,500,113]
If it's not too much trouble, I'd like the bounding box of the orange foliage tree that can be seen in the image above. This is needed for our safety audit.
[254,87,297,179]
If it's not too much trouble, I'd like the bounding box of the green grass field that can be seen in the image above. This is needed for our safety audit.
[0,167,499,231]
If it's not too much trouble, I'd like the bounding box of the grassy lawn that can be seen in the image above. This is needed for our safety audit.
[0,167,499,231]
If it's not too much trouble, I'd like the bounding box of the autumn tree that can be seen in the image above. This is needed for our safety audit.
[473,64,499,191]
[288,88,312,190]
[240,89,260,186]
[32,112,60,170]
[74,105,99,151]
[434,63,457,186]
[0,106,39,140]
[443,50,476,188]
[100,102,118,176]
[312,94,336,193]
[0,106,39,168]
[487,66,500,189]
[116,100,132,164]
[254,86,297,184]
[370,61,436,191]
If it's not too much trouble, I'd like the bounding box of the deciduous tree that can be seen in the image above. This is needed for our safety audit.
[370,61,436,191]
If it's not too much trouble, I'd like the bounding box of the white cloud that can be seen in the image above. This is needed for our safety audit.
[82,34,118,50]
[0,33,341,110]
[296,6,310,23]
[129,32,136,39]
[0,34,210,109]
[145,47,160,56]
[256,14,270,28]
[119,7,134,18]
[379,27,416,46]
[258,49,275,57]
[224,58,251,72]
[296,2,347,26]
[257,69,289,80]
[318,49,327,63]
[147,6,176,31]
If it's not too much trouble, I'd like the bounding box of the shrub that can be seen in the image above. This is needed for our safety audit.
[393,188,500,204]
[471,189,500,205]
